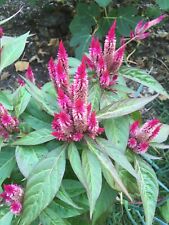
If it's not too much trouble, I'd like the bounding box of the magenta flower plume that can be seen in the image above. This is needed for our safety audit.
[48,41,104,142]
[0,184,24,215]
[84,20,125,89]
[0,104,19,140]
[17,65,35,86]
[128,119,161,154]
[0,27,3,38]
[26,65,35,83]
[131,15,167,40]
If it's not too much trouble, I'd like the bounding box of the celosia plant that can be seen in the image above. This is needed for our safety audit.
[48,41,104,141]
[0,104,19,140]
[128,119,162,154]
[84,20,125,89]
[0,14,168,225]
[0,184,24,214]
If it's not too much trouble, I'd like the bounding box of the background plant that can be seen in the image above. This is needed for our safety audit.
[0,2,169,225]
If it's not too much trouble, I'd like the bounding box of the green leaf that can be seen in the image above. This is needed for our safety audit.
[25,98,52,123]
[68,143,87,188]
[95,0,111,8]
[13,87,31,117]
[70,32,91,59]
[62,180,86,198]
[0,211,13,225]
[103,116,130,153]
[156,0,169,10]
[15,145,48,178]
[96,95,157,120]
[0,32,30,72]
[69,2,100,59]
[19,146,66,225]
[100,91,122,109]
[22,113,51,130]
[56,185,81,209]
[86,138,132,201]
[40,207,70,225]
[0,91,13,110]
[0,148,16,185]
[43,200,83,219]
[82,150,102,218]
[89,83,101,111]
[135,156,159,225]
[96,138,138,179]
[13,128,55,145]
[68,57,81,68]
[92,182,116,225]
[160,200,169,223]
[24,78,56,115]
[116,7,141,36]
[0,138,3,151]
[120,66,169,98]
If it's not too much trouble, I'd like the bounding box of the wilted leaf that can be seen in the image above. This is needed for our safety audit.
[15,61,29,71]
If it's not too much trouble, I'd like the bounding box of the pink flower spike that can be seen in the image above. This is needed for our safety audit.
[57,40,68,72]
[89,37,102,62]
[88,111,98,133]
[83,55,95,70]
[128,137,137,149]
[112,43,126,72]
[48,57,56,81]
[136,142,149,154]
[145,14,167,30]
[130,121,139,136]
[0,27,4,38]
[107,20,116,41]
[4,184,18,196]
[1,114,13,127]
[58,111,72,126]
[10,201,22,215]
[73,133,84,141]
[141,119,160,133]
[17,78,25,86]
[52,131,65,141]
[100,70,110,88]
[57,88,71,111]
[73,99,85,116]
[104,20,116,55]
[0,192,11,203]
[26,66,35,83]
[134,15,167,40]
[58,40,68,61]
[150,124,161,141]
